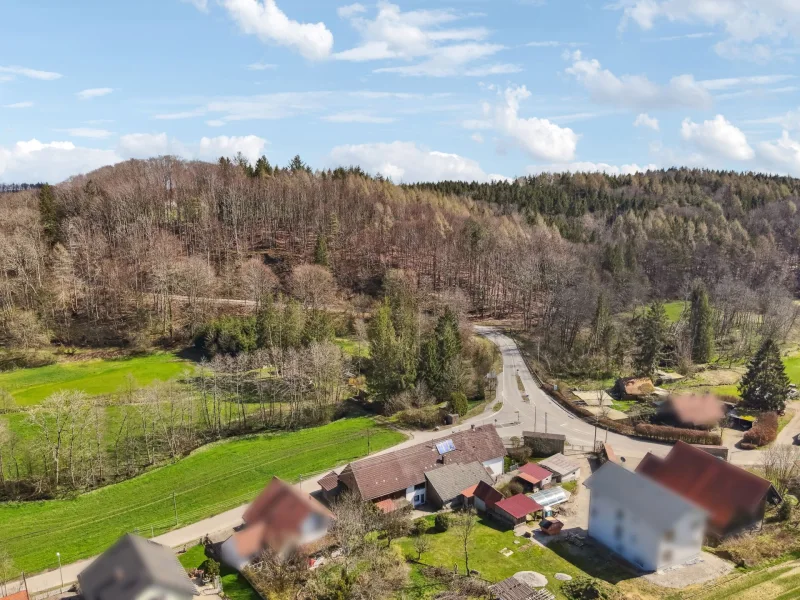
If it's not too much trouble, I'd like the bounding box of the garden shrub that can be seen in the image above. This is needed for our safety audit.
[634,423,721,445]
[395,407,441,429]
[562,576,618,600]
[434,513,450,532]
[449,392,468,416]
[742,412,779,447]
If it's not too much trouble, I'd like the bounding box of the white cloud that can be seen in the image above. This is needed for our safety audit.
[615,0,800,62]
[322,112,395,123]
[337,3,366,18]
[680,114,754,161]
[118,133,171,158]
[699,74,795,91]
[329,141,502,182]
[197,135,267,163]
[221,0,334,60]
[57,128,115,139]
[206,120,226,127]
[153,108,210,120]
[3,101,33,109]
[118,133,267,164]
[527,161,657,175]
[526,40,585,48]
[0,140,121,183]
[653,32,715,41]
[565,51,712,110]
[0,65,62,81]
[759,131,800,175]
[634,113,660,130]
[471,133,484,143]
[336,2,515,77]
[487,86,579,162]
[748,108,800,131]
[180,0,208,12]
[77,88,113,100]
[246,62,277,70]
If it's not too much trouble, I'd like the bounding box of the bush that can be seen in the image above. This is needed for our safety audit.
[508,480,525,496]
[434,513,450,532]
[743,412,779,447]
[449,392,468,416]
[739,442,758,450]
[395,407,441,429]
[778,500,793,522]
[413,519,429,536]
[562,576,618,600]
[201,558,220,579]
[634,423,721,445]
[195,315,258,356]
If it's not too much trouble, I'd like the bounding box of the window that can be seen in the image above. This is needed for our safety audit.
[414,482,426,490]
[664,529,675,542]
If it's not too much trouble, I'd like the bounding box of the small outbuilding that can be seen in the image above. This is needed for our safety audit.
[539,453,581,483]
[658,393,726,430]
[514,463,553,491]
[424,461,494,509]
[522,431,566,457]
[493,494,543,527]
[472,480,504,513]
[530,486,571,514]
[614,377,655,400]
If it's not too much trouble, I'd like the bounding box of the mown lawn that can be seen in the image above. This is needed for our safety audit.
[694,563,800,600]
[179,544,260,600]
[0,417,405,575]
[0,353,193,406]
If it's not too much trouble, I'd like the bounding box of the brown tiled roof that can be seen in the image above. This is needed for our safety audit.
[337,425,505,501]
[667,393,725,427]
[243,477,335,553]
[602,443,620,464]
[494,494,543,519]
[636,441,780,531]
[472,480,504,508]
[317,470,340,492]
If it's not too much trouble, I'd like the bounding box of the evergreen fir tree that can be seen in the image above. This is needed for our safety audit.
[633,301,668,377]
[740,338,790,413]
[38,184,61,246]
[368,301,400,398]
[690,281,714,364]
[313,233,329,267]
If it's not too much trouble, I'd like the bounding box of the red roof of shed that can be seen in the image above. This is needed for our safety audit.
[495,494,543,519]
[518,462,553,483]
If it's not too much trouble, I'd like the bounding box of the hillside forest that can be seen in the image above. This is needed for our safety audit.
[2,155,800,498]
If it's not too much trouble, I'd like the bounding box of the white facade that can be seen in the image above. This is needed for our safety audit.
[482,457,504,478]
[558,467,580,483]
[405,484,427,506]
[585,462,706,572]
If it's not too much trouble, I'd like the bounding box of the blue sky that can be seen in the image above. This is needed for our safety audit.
[1,0,800,183]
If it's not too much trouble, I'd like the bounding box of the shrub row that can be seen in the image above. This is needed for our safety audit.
[634,423,722,445]
[742,412,779,446]
[541,383,634,435]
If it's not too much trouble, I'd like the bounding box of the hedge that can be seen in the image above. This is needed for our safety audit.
[542,383,634,435]
[634,423,722,445]
[742,412,779,446]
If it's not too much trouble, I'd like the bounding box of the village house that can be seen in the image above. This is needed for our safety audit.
[471,479,504,512]
[492,494,543,527]
[424,461,495,510]
[538,453,581,483]
[220,477,335,570]
[513,462,553,492]
[637,441,781,537]
[321,424,505,510]
[584,461,708,572]
[657,393,726,430]
[78,534,198,600]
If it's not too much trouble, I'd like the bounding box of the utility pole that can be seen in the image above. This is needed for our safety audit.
[56,552,63,592]
[516,410,520,424]
[367,429,371,454]
[173,492,178,527]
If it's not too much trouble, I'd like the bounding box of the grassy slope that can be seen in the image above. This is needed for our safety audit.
[179,544,260,600]
[0,417,405,575]
[0,353,193,406]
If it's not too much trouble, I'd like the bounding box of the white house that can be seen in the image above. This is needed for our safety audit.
[584,461,707,572]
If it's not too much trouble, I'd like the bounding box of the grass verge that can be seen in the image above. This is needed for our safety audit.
[179,544,260,600]
[0,417,405,575]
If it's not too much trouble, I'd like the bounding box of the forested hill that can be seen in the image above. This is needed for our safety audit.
[408,169,800,219]
[1,157,799,366]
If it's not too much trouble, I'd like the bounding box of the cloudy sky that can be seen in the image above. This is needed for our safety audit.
[2,0,800,183]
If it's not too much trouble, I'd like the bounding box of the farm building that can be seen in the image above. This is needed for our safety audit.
[424,461,495,509]
[78,534,197,600]
[492,494,543,527]
[637,441,781,537]
[657,393,726,430]
[323,425,505,510]
[220,477,335,570]
[513,462,553,491]
[539,453,581,483]
[585,461,708,572]
[471,479,504,512]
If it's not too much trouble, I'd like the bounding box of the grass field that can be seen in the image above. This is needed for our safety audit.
[0,417,405,575]
[694,562,800,600]
[179,544,260,600]
[0,353,193,406]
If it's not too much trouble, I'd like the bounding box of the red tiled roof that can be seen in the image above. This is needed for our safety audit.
[375,498,396,513]
[667,394,725,427]
[0,592,28,600]
[243,477,335,553]
[518,462,552,483]
[495,494,543,520]
[462,483,479,498]
[602,443,620,464]
[337,425,505,501]
[636,442,779,531]
[473,480,503,508]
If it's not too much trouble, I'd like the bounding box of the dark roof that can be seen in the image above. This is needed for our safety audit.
[337,425,505,501]
[539,453,581,476]
[317,470,340,492]
[494,494,543,519]
[636,441,781,531]
[425,461,494,504]
[517,463,553,483]
[78,535,196,600]
[522,431,566,441]
[243,477,335,552]
[473,480,504,508]
[490,577,555,600]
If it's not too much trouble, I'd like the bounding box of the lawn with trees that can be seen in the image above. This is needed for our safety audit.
[0,417,404,576]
